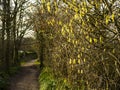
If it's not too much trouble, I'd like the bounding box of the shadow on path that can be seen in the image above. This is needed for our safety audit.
[8,59,39,90]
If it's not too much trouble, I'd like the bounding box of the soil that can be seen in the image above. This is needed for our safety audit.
[8,59,39,90]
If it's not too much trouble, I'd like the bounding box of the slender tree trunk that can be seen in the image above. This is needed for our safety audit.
[1,0,6,69]
[13,45,19,65]
[13,13,18,65]
[5,0,11,72]
[1,23,5,68]
[39,34,44,69]
[13,41,20,65]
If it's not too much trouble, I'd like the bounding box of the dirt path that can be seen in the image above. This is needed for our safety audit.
[8,60,39,90]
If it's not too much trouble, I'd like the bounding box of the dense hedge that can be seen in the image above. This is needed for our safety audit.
[33,0,120,89]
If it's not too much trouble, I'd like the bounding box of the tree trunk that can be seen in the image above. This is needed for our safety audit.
[5,0,11,72]
[1,0,6,69]
[13,46,19,65]
[39,33,44,69]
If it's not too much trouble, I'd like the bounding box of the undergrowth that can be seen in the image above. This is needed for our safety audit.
[0,66,20,89]
[0,72,9,89]
[39,67,71,90]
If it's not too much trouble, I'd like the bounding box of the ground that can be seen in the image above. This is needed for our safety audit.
[8,59,39,90]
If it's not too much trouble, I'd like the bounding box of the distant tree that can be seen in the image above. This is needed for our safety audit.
[0,0,31,72]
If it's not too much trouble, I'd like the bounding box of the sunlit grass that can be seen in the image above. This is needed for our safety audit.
[39,67,72,90]
[21,62,25,66]
[34,59,40,65]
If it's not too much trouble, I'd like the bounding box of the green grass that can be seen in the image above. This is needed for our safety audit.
[39,67,71,90]
[21,61,26,66]
[34,59,40,69]
[34,59,40,65]
[39,67,55,90]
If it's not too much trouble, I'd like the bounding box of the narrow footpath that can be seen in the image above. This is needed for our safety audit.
[8,59,39,90]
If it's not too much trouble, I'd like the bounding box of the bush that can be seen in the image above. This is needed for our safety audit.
[0,66,20,89]
[0,72,9,89]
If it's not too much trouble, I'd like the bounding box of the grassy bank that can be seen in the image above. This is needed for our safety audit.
[39,67,73,90]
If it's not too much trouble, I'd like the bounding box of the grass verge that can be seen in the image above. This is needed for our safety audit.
[39,67,71,90]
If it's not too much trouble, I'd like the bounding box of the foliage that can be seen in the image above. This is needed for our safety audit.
[0,66,20,89]
[39,67,55,90]
[0,72,9,89]
[39,67,72,90]
[32,0,120,89]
